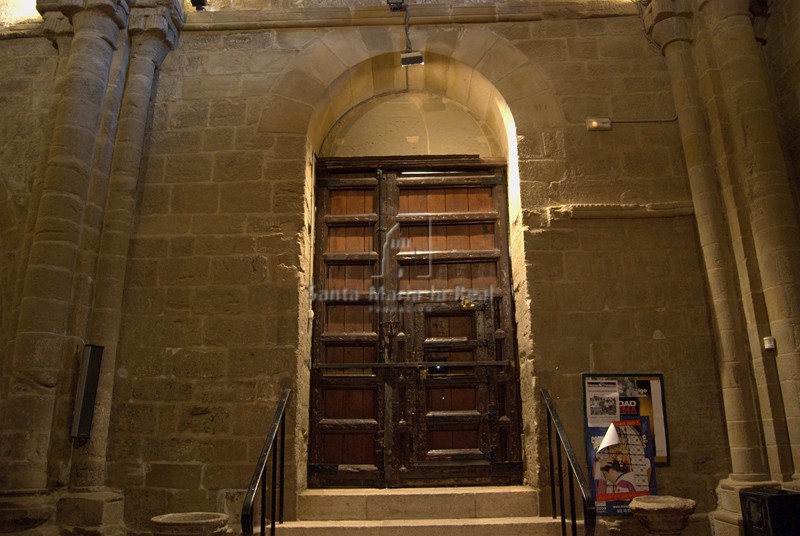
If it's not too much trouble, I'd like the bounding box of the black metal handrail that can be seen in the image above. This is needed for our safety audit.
[242,388,291,536]
[541,388,596,536]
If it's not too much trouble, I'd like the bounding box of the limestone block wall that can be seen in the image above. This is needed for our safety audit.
[509,14,728,513]
[104,9,731,531]
[528,215,729,511]
[106,27,314,531]
[0,1,795,534]
[511,16,685,209]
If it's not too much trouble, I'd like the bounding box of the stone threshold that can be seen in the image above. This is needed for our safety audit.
[297,485,541,521]
[276,516,562,534]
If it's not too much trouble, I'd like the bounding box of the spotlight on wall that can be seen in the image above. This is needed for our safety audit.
[401,51,424,67]
[586,117,612,131]
[191,0,207,11]
[387,0,406,11]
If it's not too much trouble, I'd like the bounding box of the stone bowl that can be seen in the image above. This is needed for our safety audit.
[629,495,697,535]
[150,512,230,535]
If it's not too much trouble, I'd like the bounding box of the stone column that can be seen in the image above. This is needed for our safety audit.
[644,0,769,482]
[6,9,73,375]
[69,0,183,490]
[0,13,73,535]
[2,0,131,493]
[699,0,800,483]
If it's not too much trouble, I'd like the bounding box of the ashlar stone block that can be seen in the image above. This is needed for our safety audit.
[202,316,267,346]
[145,463,202,489]
[170,183,219,214]
[220,181,270,213]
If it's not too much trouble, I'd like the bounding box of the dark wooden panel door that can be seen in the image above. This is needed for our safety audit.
[309,157,521,488]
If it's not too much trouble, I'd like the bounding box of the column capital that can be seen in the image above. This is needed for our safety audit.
[129,0,185,52]
[42,10,74,45]
[642,0,694,52]
[36,0,132,29]
[696,0,752,20]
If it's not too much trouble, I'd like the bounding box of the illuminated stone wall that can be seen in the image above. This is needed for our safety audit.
[101,8,725,533]
[0,1,797,535]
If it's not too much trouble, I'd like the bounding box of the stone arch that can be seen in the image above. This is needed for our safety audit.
[318,90,503,157]
[256,24,565,490]
[257,26,563,146]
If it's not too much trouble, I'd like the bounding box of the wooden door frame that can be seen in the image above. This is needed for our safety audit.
[308,154,522,488]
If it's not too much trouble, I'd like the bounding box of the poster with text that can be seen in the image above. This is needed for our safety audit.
[586,417,657,516]
[585,378,621,428]
[583,373,669,465]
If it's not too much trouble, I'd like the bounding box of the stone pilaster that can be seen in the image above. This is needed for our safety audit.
[5,10,74,383]
[644,0,769,482]
[644,1,785,534]
[68,0,184,491]
[698,0,800,484]
[2,0,130,495]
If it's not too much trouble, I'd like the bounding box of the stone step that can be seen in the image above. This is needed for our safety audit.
[296,486,541,521]
[273,517,564,536]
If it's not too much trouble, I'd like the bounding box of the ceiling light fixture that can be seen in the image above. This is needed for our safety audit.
[401,51,424,67]
[387,0,424,67]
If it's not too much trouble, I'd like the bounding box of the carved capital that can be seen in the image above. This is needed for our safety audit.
[36,0,132,29]
[696,0,751,20]
[42,10,74,44]
[643,0,694,51]
[129,0,185,52]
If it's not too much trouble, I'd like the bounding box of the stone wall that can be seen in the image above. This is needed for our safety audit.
[500,13,727,514]
[763,0,800,203]
[101,10,731,531]
[0,1,796,535]
[106,27,314,531]
[528,214,729,511]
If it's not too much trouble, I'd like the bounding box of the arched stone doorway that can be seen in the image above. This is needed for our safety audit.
[311,90,519,487]
[269,30,564,493]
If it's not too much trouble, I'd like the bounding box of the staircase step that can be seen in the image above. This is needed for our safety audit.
[297,486,540,521]
[275,517,562,535]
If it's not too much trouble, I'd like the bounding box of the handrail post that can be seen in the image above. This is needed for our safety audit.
[271,436,278,535]
[547,414,557,520]
[260,466,266,536]
[540,388,596,536]
[557,445,566,536]
[568,470,577,536]
[279,412,286,523]
[241,389,292,536]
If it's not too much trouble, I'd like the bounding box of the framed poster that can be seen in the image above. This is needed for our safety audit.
[582,374,668,516]
[585,417,656,515]
[582,373,669,465]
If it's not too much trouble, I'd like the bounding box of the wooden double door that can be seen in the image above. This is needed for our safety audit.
[309,156,522,488]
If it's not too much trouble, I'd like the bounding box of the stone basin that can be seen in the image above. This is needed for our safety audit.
[151,512,230,535]
[629,495,697,535]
